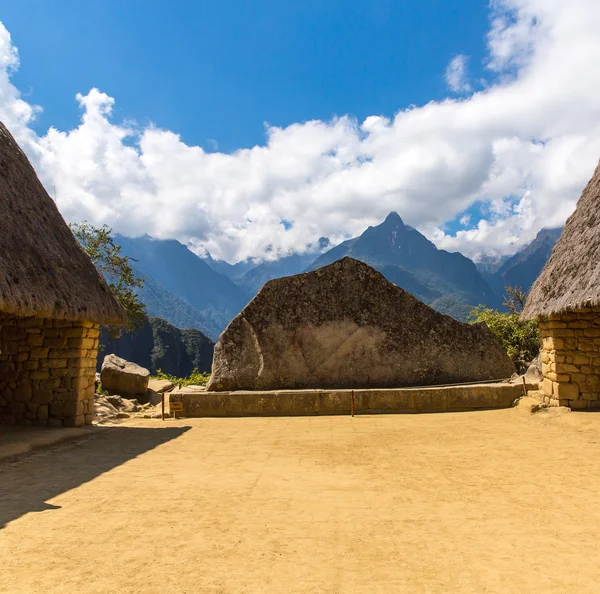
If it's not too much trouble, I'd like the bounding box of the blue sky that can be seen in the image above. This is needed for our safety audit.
[3,0,489,152]
[0,0,598,263]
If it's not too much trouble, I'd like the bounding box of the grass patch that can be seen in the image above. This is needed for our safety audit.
[152,368,211,387]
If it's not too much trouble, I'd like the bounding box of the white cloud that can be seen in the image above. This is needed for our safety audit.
[459,214,471,227]
[0,0,599,263]
[445,55,472,93]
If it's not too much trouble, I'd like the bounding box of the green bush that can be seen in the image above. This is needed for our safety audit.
[469,306,539,373]
[152,368,211,387]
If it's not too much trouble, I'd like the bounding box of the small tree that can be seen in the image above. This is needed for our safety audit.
[470,286,539,373]
[70,222,146,333]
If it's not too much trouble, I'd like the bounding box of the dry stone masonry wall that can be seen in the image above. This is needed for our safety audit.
[0,314,99,426]
[539,308,600,409]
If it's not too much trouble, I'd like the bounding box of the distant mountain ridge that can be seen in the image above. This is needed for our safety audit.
[307,212,498,319]
[115,234,249,340]
[489,227,563,296]
[110,218,563,337]
[235,253,318,295]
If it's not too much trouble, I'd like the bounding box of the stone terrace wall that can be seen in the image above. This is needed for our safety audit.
[539,308,600,409]
[0,314,99,426]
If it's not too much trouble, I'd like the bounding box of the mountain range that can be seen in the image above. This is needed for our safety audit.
[113,216,563,341]
[99,316,214,376]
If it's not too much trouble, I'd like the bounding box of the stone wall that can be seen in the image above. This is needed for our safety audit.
[0,314,99,426]
[170,382,532,417]
[539,308,600,409]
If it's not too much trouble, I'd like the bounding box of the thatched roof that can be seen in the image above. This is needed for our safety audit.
[521,161,600,320]
[0,122,126,324]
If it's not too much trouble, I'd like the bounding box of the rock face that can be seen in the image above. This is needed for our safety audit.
[207,258,515,391]
[101,354,150,397]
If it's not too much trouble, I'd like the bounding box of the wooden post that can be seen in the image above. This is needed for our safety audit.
[351,390,355,417]
[521,375,528,397]
[161,392,165,421]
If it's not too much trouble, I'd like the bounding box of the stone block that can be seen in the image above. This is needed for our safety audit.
[63,415,85,427]
[573,354,590,365]
[546,372,570,382]
[21,317,43,328]
[46,358,67,369]
[578,339,595,351]
[569,399,589,410]
[11,401,26,414]
[29,370,51,380]
[546,321,568,329]
[541,378,554,396]
[13,381,32,402]
[550,329,576,338]
[567,320,592,329]
[30,347,49,359]
[39,378,62,391]
[2,341,18,355]
[554,382,579,400]
[23,360,39,370]
[44,336,70,349]
[74,376,92,391]
[15,351,29,363]
[34,389,54,404]
[80,338,95,349]
[37,405,48,421]
[582,392,600,401]
[555,363,579,374]
[60,327,86,338]
[557,338,578,351]
[3,326,27,340]
[27,334,44,347]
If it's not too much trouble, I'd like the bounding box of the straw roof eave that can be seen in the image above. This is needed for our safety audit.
[521,161,600,321]
[0,122,127,325]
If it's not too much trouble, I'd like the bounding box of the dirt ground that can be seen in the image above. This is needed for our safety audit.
[2,407,600,593]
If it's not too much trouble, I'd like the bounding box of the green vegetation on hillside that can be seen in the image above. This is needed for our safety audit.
[71,222,146,332]
[470,286,539,373]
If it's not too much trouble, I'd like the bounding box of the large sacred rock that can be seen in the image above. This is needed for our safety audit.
[207,258,515,391]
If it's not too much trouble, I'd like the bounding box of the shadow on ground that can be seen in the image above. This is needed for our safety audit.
[0,425,191,529]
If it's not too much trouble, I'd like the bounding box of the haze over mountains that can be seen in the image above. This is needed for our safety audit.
[114,216,563,341]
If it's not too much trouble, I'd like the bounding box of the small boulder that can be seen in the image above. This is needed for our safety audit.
[93,395,119,424]
[525,353,543,382]
[148,379,175,393]
[146,388,164,406]
[101,354,150,397]
[105,395,141,412]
